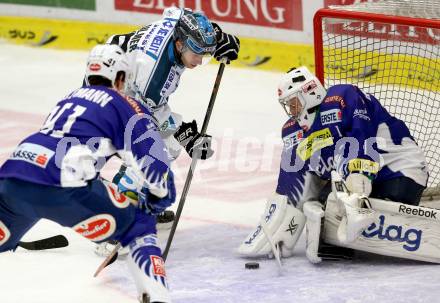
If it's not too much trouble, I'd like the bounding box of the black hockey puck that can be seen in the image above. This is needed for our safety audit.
[245,262,259,269]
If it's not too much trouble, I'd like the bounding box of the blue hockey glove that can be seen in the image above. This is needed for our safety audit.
[174,120,214,160]
[138,171,176,215]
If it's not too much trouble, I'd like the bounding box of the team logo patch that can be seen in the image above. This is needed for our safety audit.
[348,158,379,174]
[301,80,317,93]
[73,214,116,242]
[105,182,132,209]
[283,129,304,149]
[320,109,342,125]
[323,95,346,108]
[297,128,334,161]
[89,63,101,71]
[0,221,11,246]
[10,143,54,168]
[362,215,422,252]
[353,108,370,121]
[151,255,166,277]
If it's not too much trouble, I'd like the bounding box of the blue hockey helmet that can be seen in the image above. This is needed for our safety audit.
[174,10,217,55]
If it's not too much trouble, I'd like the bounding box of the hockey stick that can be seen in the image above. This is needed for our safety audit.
[260,219,283,273]
[163,62,227,261]
[94,242,121,277]
[18,235,68,251]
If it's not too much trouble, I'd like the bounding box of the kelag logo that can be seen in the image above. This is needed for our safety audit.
[362,215,422,252]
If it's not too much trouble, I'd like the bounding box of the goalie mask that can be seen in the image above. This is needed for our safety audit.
[174,10,217,56]
[278,66,327,129]
[85,44,129,88]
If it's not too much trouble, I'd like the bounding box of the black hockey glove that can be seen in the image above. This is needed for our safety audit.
[212,22,240,63]
[174,120,214,160]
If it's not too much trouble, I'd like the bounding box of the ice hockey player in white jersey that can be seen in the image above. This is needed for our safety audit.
[93,6,240,258]
[238,66,428,262]
[103,6,240,161]
[0,44,176,302]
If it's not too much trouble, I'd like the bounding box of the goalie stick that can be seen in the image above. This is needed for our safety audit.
[163,61,227,261]
[18,235,68,251]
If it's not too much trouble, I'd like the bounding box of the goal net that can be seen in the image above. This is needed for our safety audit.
[314,0,440,197]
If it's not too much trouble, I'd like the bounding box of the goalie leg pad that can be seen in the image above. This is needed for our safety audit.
[238,194,305,258]
[303,201,325,263]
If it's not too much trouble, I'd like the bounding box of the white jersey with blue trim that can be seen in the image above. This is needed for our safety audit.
[106,7,185,122]
[276,84,428,206]
[0,86,171,195]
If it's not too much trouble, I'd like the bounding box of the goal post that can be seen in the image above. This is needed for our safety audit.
[313,1,440,197]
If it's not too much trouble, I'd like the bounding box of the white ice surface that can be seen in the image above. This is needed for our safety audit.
[1,43,440,303]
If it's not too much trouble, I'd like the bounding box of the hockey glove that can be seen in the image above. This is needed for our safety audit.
[138,171,176,215]
[174,120,214,160]
[212,23,240,63]
[116,166,142,201]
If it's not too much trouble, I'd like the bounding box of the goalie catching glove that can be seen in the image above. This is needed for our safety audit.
[331,172,375,244]
[212,23,240,63]
[173,120,214,160]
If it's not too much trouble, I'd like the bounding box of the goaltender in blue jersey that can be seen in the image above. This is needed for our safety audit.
[0,45,176,302]
[238,66,428,262]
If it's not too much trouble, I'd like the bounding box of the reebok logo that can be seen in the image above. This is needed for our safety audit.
[399,205,437,219]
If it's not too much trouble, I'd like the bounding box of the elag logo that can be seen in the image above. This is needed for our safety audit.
[73,214,116,242]
[362,215,422,252]
[0,221,11,246]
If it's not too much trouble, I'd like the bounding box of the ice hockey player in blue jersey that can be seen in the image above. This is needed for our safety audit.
[102,6,240,161]
[0,44,175,302]
[238,66,428,262]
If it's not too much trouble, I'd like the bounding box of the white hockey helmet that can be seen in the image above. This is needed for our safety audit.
[85,44,129,87]
[278,66,327,121]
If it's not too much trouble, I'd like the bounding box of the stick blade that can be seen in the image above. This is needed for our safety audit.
[18,235,69,250]
[93,243,121,277]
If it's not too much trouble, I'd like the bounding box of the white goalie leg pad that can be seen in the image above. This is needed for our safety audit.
[126,234,171,303]
[238,194,306,258]
[335,193,376,244]
[303,201,325,264]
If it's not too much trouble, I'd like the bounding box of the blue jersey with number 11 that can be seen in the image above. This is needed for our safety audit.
[0,86,170,190]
